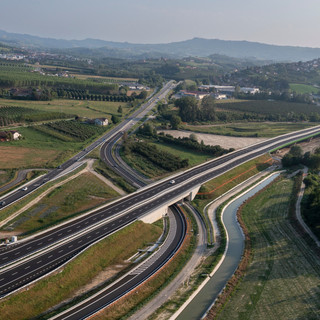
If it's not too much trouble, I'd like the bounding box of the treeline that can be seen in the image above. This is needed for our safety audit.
[55,89,136,102]
[175,96,217,122]
[0,106,71,127]
[157,133,234,157]
[0,66,118,95]
[217,100,320,122]
[124,141,188,172]
[302,173,320,239]
[281,145,320,169]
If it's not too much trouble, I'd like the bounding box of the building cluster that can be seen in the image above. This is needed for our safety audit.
[120,82,150,91]
[176,85,260,100]
[0,131,21,142]
[84,118,109,126]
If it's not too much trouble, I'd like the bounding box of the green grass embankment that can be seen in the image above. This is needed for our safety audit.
[212,177,320,320]
[0,221,162,320]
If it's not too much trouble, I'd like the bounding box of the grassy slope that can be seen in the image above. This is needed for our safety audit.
[196,154,272,198]
[1,172,119,235]
[217,178,320,320]
[0,221,162,320]
[290,83,318,94]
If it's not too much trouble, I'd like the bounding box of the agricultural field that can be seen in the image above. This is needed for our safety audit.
[0,63,118,95]
[216,100,320,119]
[1,172,119,235]
[217,177,320,320]
[0,122,106,169]
[181,122,317,138]
[0,98,133,120]
[34,120,106,142]
[290,83,319,94]
[0,105,72,127]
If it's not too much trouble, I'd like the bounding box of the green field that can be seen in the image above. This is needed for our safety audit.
[122,141,213,179]
[290,83,318,94]
[182,122,317,138]
[216,100,320,118]
[1,172,119,235]
[0,123,107,169]
[217,177,320,320]
[0,98,132,120]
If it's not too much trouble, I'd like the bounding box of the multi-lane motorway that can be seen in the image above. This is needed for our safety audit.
[0,80,320,319]
[0,123,319,300]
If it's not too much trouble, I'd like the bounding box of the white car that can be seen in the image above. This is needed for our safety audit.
[22,187,28,191]
[169,180,175,184]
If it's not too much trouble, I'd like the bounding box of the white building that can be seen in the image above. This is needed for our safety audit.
[94,118,109,126]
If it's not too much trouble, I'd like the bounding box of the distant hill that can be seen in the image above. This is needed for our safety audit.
[1,30,320,62]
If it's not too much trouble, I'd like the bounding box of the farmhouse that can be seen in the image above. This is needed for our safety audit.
[94,118,109,126]
[0,131,21,142]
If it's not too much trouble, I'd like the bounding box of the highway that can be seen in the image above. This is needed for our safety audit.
[0,81,175,210]
[51,205,186,320]
[0,124,319,299]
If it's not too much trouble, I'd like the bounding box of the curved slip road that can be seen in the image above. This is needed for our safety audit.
[51,205,186,320]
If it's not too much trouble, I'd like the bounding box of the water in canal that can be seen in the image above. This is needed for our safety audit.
[176,173,280,320]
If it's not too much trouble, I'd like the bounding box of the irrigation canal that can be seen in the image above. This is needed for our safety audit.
[176,173,280,320]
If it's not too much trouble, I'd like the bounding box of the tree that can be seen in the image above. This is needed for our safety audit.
[189,133,198,142]
[117,105,123,114]
[111,114,120,124]
[200,95,216,121]
[170,115,181,129]
[175,96,199,122]
[138,90,148,100]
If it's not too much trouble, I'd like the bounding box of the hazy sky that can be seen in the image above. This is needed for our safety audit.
[0,0,319,47]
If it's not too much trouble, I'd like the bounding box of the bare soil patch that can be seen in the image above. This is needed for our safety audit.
[158,130,266,150]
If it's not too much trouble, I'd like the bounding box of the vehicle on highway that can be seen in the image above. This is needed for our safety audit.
[0,201,5,206]
[170,180,175,184]
[22,187,28,191]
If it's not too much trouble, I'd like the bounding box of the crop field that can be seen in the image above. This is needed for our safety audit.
[290,83,318,94]
[182,122,317,138]
[0,63,118,94]
[217,178,320,320]
[0,221,162,320]
[0,105,71,127]
[216,100,320,116]
[0,98,132,119]
[34,120,107,142]
[1,172,119,235]
[0,125,97,169]
[0,145,60,169]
